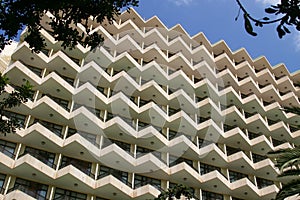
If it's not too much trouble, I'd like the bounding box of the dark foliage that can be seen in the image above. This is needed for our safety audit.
[154,184,198,200]
[236,0,300,38]
[0,0,139,52]
[0,74,33,135]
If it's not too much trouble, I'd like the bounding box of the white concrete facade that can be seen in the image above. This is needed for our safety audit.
[0,8,299,200]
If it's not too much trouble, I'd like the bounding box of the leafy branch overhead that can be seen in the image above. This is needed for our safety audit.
[236,0,300,38]
[0,0,139,53]
[0,74,33,135]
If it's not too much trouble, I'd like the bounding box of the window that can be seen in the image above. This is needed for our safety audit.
[2,111,26,128]
[229,170,248,182]
[252,153,267,163]
[256,177,273,189]
[0,173,6,194]
[134,174,161,190]
[60,156,93,178]
[136,146,162,161]
[11,178,48,200]
[198,138,213,148]
[0,139,16,158]
[102,138,131,154]
[169,155,194,169]
[98,165,130,186]
[22,146,56,168]
[54,187,86,200]
[200,163,220,175]
[67,128,98,147]
[42,94,69,111]
[33,119,63,138]
[226,146,240,156]
[202,190,223,200]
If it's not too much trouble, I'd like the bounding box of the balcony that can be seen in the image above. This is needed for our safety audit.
[136,146,165,164]
[53,71,75,86]
[169,130,192,141]
[106,112,134,128]
[18,146,56,168]
[67,128,99,148]
[42,93,70,111]
[2,110,26,129]
[26,64,43,77]
[134,174,162,191]
[7,178,48,200]
[59,156,94,178]
[98,165,131,187]
[73,103,102,120]
[248,131,261,140]
[289,125,299,133]
[32,119,64,138]
[252,153,267,163]
[198,138,213,148]
[256,177,274,189]
[200,163,221,175]
[263,100,276,106]
[197,116,210,124]
[223,124,237,132]
[229,170,248,183]
[168,107,180,116]
[244,111,257,118]
[102,138,132,156]
[169,155,195,170]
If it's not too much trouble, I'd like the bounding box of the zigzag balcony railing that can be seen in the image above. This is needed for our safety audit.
[18,146,56,169]
[7,178,48,200]
[59,156,95,179]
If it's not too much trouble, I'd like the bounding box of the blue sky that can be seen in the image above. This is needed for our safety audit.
[134,0,299,73]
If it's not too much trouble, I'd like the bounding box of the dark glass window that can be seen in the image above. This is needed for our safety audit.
[252,153,267,163]
[33,119,63,138]
[60,156,93,178]
[98,165,130,186]
[21,146,56,168]
[256,177,273,189]
[0,139,16,158]
[134,174,161,190]
[202,190,223,200]
[10,178,48,200]
[0,173,6,194]
[200,163,220,175]
[53,187,86,200]
[169,155,194,169]
[229,170,248,182]
[2,111,26,128]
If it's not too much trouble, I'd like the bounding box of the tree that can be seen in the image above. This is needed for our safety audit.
[0,0,139,53]
[0,73,33,135]
[268,106,300,200]
[154,184,198,200]
[236,0,300,38]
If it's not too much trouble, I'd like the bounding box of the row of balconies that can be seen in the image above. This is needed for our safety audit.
[5,63,300,143]
[0,139,279,199]
[16,24,299,105]
[9,57,299,126]
[9,43,299,124]
[4,106,296,158]
[0,171,276,200]
[1,118,281,180]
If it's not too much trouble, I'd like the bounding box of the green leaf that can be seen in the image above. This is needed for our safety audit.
[243,14,257,36]
[265,7,277,13]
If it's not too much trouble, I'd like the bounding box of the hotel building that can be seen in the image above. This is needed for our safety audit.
[0,9,299,200]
